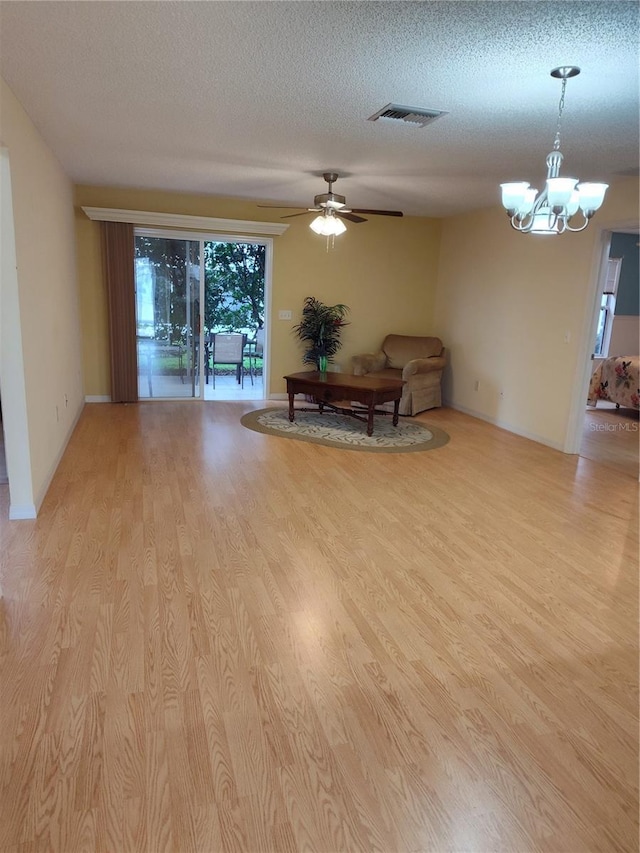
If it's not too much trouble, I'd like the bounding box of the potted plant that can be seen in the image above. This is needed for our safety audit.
[293,296,350,372]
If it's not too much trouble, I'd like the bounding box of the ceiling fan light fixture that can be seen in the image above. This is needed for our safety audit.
[309,213,346,236]
[500,66,608,235]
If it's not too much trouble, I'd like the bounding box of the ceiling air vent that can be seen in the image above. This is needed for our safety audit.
[367,103,447,128]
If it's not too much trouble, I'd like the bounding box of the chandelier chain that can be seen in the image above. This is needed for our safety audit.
[553,76,568,151]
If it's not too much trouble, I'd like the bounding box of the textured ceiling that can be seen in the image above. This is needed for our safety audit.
[0,1,638,217]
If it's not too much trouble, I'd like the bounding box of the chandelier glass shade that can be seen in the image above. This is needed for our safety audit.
[309,210,347,236]
[500,67,608,235]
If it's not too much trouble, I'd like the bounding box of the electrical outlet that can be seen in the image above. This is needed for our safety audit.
[278,310,292,320]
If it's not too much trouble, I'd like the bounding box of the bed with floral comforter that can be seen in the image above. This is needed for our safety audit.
[587,356,639,409]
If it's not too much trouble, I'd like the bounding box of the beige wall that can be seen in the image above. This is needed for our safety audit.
[434,178,639,449]
[74,185,442,397]
[0,77,83,516]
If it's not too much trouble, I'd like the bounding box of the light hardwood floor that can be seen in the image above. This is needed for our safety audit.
[0,402,637,853]
[580,403,639,479]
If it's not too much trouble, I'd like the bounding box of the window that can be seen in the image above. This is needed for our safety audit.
[594,257,621,356]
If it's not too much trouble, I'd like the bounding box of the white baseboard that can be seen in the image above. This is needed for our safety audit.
[28,401,85,517]
[9,502,37,520]
[445,400,565,452]
[86,394,289,403]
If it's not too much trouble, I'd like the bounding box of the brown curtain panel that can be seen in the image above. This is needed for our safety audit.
[102,221,138,402]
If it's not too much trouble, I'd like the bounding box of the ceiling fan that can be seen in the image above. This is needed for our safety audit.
[258,173,403,235]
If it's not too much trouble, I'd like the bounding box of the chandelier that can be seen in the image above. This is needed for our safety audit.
[500,66,608,235]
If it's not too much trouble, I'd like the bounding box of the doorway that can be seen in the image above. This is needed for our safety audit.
[202,241,266,402]
[575,227,639,477]
[133,229,269,401]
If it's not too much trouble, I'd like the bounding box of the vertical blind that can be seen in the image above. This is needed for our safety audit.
[102,221,138,403]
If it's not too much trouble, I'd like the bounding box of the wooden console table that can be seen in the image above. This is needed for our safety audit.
[284,371,405,437]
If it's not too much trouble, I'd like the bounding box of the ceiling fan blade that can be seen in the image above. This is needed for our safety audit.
[336,211,367,224]
[257,204,308,210]
[349,208,404,217]
[280,211,316,219]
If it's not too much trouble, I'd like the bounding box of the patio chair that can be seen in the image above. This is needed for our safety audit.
[247,328,264,380]
[208,333,249,387]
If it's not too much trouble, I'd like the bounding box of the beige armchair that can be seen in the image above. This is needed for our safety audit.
[352,334,446,416]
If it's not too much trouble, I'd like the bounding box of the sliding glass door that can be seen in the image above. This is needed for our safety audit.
[135,235,202,398]
[133,228,270,400]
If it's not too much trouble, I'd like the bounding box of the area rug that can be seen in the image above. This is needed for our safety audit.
[240,407,450,453]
